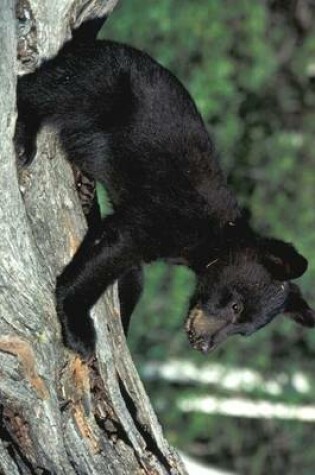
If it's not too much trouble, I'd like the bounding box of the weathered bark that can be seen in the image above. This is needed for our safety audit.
[0,1,187,473]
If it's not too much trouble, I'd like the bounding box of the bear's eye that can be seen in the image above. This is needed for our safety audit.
[232,302,243,315]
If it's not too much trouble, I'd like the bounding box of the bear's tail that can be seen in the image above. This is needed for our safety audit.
[71,15,108,43]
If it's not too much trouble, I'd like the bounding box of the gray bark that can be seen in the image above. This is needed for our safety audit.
[0,1,187,473]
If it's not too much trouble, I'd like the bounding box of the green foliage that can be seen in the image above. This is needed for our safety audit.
[97,1,315,472]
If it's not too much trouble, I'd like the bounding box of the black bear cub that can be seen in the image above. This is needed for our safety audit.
[15,19,315,357]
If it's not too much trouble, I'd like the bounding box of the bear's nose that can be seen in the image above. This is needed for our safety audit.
[185,307,226,339]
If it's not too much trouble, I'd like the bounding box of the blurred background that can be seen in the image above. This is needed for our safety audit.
[99,1,315,473]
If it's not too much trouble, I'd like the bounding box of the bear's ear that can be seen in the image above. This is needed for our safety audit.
[284,284,315,328]
[260,238,308,280]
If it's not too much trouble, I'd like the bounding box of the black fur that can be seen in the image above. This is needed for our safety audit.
[14,21,315,357]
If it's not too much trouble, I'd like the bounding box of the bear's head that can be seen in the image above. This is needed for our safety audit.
[186,238,314,353]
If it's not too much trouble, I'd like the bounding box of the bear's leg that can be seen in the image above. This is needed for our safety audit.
[56,213,139,357]
[118,266,144,335]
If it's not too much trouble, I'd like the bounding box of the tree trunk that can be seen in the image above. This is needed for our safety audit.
[0,1,187,473]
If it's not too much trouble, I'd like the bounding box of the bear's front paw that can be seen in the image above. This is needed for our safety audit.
[14,121,37,168]
[56,287,96,359]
